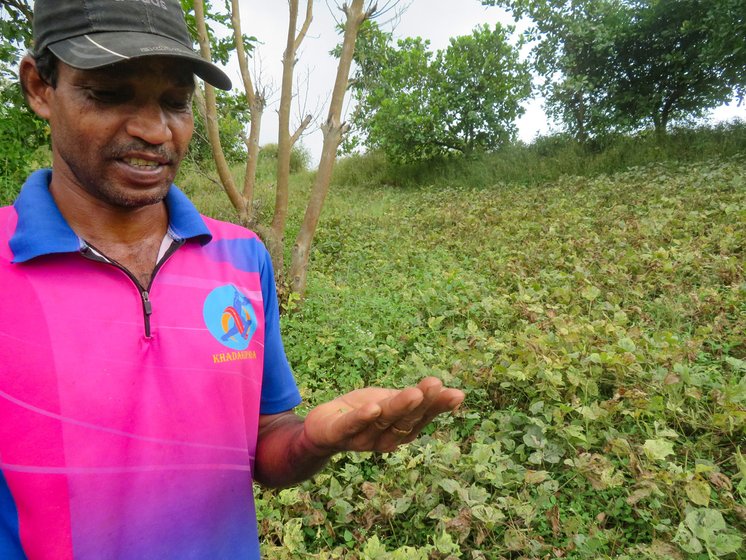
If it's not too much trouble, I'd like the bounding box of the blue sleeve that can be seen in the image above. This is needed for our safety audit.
[258,247,302,415]
[0,471,25,560]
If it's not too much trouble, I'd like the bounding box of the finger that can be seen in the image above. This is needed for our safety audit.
[402,389,465,441]
[370,382,439,451]
[380,385,465,450]
[322,402,383,448]
[373,387,425,426]
[385,378,447,433]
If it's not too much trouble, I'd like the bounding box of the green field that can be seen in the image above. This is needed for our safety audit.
[181,153,745,559]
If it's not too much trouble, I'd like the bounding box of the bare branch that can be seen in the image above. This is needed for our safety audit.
[230,0,256,106]
[290,114,313,145]
[293,0,314,52]
[293,66,322,138]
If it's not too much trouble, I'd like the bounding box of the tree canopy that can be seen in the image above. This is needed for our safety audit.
[484,0,746,139]
[342,22,531,163]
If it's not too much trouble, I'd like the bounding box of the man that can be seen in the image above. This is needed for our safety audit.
[0,0,463,558]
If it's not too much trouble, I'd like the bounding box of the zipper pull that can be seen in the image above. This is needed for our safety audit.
[142,291,153,316]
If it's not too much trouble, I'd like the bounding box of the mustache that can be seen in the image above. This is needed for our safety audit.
[106,142,177,162]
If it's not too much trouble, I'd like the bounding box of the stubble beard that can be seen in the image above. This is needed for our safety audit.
[59,142,181,210]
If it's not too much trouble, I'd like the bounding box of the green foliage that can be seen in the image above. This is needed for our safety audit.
[180,0,256,66]
[188,89,250,165]
[487,0,746,138]
[258,143,311,174]
[0,79,49,205]
[609,0,746,134]
[0,1,47,204]
[333,121,746,190]
[0,1,32,76]
[179,1,258,166]
[180,138,746,558]
[342,22,531,163]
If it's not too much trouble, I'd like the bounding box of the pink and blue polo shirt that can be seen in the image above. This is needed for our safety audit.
[0,169,302,559]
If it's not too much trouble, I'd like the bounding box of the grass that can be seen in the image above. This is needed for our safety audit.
[332,121,746,191]
[180,129,745,558]
[3,124,744,558]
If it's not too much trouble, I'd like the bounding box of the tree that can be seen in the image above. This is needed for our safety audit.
[192,0,266,224]
[267,0,314,275]
[484,0,746,138]
[608,0,746,136]
[0,0,48,205]
[439,25,532,154]
[189,88,250,165]
[343,23,531,163]
[195,1,393,297]
[482,0,627,142]
[288,0,383,296]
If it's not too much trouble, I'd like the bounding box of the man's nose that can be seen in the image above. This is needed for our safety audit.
[126,102,173,145]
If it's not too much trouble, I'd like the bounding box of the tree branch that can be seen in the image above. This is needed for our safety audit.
[230,0,256,107]
[294,0,314,52]
[194,0,245,215]
[290,114,313,145]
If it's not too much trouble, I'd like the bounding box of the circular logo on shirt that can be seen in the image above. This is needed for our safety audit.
[203,284,258,350]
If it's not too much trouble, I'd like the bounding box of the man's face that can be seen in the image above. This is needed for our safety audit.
[41,57,195,210]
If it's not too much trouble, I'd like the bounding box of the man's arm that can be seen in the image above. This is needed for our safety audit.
[253,376,464,488]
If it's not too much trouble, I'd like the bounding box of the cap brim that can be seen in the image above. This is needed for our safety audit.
[48,32,232,90]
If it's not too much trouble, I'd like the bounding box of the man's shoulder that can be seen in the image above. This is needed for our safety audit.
[200,214,263,242]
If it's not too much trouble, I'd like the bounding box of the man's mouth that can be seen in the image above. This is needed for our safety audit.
[123,157,162,169]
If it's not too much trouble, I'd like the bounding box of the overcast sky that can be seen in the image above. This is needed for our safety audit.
[231,0,745,166]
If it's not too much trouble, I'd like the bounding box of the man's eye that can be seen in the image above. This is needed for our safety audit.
[88,89,125,103]
[165,97,193,111]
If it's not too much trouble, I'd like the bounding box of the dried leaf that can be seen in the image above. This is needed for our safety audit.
[361,481,377,500]
[525,470,550,484]
[627,482,658,506]
[708,471,732,491]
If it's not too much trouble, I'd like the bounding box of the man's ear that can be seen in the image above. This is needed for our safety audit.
[19,55,52,120]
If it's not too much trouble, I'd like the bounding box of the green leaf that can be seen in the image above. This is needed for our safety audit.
[709,531,743,556]
[618,337,637,353]
[674,523,703,554]
[438,478,462,495]
[725,356,746,372]
[281,518,306,553]
[433,530,460,555]
[685,478,711,506]
[643,439,675,461]
[581,285,601,301]
[685,508,726,541]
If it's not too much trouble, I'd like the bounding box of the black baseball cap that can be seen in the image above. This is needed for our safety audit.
[32,0,232,90]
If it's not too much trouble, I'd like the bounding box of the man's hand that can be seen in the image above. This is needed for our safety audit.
[254,377,465,487]
[301,376,465,454]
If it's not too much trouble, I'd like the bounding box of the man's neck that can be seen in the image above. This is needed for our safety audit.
[49,180,170,287]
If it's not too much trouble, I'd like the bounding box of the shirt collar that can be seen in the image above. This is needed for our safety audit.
[10,169,212,264]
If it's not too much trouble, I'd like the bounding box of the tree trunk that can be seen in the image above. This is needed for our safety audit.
[572,91,588,144]
[269,0,313,278]
[288,0,371,297]
[194,0,248,219]
[231,0,266,225]
[656,92,678,141]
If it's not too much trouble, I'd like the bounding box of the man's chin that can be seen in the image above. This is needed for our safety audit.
[98,184,172,211]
